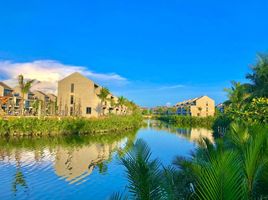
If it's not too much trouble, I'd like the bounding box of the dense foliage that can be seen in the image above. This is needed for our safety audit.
[223,54,268,124]
[111,123,268,200]
[158,115,215,128]
[0,114,142,136]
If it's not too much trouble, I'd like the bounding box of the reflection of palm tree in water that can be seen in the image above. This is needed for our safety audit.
[12,151,28,195]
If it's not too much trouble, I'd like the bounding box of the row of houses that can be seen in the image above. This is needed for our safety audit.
[0,72,129,117]
[150,96,216,117]
[0,82,57,116]
[175,95,215,117]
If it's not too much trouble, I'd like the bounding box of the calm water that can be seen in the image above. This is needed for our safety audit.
[0,120,213,200]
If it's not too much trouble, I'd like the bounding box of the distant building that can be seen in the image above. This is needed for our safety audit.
[176,96,215,117]
[216,103,225,113]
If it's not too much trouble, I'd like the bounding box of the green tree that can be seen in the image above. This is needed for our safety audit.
[246,54,268,97]
[97,87,110,115]
[224,81,251,110]
[117,96,126,114]
[18,75,35,116]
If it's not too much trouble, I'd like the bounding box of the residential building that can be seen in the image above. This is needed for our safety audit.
[58,72,113,117]
[176,96,215,117]
[0,82,13,97]
[216,103,225,113]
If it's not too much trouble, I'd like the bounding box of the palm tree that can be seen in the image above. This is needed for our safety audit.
[97,87,110,115]
[246,53,268,98]
[18,75,35,116]
[224,81,251,110]
[111,124,268,200]
[117,96,126,114]
[173,123,268,199]
[110,139,165,200]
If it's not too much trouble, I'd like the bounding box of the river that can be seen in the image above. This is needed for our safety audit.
[0,120,213,200]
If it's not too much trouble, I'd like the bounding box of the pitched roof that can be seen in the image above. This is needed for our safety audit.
[176,96,210,106]
[0,82,12,90]
[33,90,47,96]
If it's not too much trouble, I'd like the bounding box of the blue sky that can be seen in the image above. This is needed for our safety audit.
[0,0,268,107]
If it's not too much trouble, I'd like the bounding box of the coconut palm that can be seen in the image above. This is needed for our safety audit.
[18,75,35,116]
[110,139,163,200]
[246,54,268,98]
[97,87,110,115]
[117,96,126,114]
[173,123,268,199]
[224,81,251,110]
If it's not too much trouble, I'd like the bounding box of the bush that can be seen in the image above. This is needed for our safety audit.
[158,115,215,128]
[0,114,142,136]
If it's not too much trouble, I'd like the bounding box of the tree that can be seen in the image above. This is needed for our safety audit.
[246,54,268,98]
[224,81,251,110]
[117,96,126,114]
[18,75,35,116]
[97,87,110,115]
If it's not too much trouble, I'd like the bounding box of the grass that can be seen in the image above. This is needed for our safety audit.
[0,114,142,136]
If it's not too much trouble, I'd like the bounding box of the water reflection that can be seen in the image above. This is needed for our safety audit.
[0,130,137,198]
[147,120,214,143]
[54,142,122,184]
[0,121,214,199]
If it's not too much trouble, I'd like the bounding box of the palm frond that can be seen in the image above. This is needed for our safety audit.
[109,192,128,200]
[120,139,163,200]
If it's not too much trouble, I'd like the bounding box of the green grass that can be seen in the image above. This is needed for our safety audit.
[0,114,142,136]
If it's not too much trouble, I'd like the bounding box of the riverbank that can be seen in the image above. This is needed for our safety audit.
[0,114,142,136]
[157,115,215,128]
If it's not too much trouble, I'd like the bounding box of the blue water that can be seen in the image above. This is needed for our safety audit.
[0,121,213,200]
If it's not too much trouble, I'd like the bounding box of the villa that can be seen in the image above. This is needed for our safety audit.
[176,96,215,117]
[0,82,57,115]
[57,72,123,117]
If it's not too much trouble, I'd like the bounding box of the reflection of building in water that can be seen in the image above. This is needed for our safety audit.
[0,149,54,165]
[172,128,214,144]
[54,142,122,184]
[148,120,214,144]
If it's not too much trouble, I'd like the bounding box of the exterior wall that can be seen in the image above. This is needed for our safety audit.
[57,72,102,117]
[177,96,215,117]
[192,96,215,117]
[0,86,4,97]
[33,91,47,102]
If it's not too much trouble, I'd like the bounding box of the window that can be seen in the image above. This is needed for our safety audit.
[71,83,74,93]
[70,107,74,115]
[86,107,92,114]
[70,95,74,104]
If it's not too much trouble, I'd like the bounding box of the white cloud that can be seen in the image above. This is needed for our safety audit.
[158,84,185,90]
[0,60,127,94]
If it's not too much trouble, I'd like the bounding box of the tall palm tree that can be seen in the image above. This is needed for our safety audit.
[117,96,126,114]
[246,54,268,98]
[224,81,251,110]
[18,75,35,116]
[97,87,110,115]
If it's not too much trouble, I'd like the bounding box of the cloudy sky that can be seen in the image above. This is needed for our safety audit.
[0,0,267,107]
